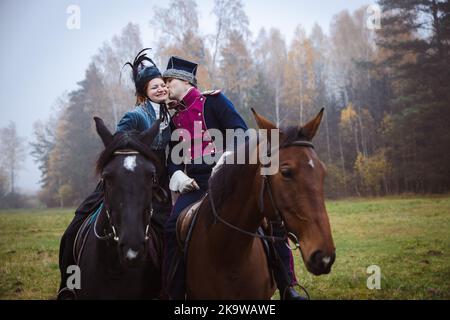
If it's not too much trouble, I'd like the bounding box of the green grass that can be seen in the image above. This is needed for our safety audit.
[291,196,450,300]
[0,208,73,300]
[0,196,449,300]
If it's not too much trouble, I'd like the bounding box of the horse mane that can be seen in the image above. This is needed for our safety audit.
[96,130,161,176]
[208,151,250,215]
[208,125,309,210]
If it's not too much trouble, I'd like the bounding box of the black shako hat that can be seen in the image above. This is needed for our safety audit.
[163,56,198,87]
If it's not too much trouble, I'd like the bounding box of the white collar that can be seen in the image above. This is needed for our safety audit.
[149,100,160,113]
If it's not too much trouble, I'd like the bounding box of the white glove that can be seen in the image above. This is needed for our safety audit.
[211,151,233,176]
[169,170,200,194]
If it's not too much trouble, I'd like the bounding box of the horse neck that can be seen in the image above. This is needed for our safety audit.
[204,163,266,262]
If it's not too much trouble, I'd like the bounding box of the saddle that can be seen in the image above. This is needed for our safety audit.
[175,195,207,252]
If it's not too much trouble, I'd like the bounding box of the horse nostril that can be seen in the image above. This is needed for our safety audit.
[309,250,323,272]
[311,250,323,265]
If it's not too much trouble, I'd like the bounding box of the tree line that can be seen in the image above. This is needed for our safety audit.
[23,0,449,207]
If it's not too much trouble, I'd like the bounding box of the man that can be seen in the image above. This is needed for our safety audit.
[162,56,304,300]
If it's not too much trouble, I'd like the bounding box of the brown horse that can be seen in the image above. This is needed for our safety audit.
[185,108,336,299]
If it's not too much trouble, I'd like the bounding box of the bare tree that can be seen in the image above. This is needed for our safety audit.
[283,25,316,125]
[153,0,199,45]
[92,23,143,126]
[210,0,250,87]
[152,0,212,88]
[256,29,287,127]
[0,122,26,193]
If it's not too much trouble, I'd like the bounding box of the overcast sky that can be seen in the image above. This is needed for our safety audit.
[0,0,372,192]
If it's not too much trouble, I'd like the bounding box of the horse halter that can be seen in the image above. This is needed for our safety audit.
[208,139,315,251]
[94,149,156,243]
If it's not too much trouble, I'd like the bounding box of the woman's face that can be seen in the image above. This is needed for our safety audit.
[146,78,168,103]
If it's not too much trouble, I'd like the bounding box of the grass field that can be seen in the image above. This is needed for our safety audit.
[0,196,449,300]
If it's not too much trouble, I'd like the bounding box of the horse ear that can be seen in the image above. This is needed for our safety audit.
[140,119,161,146]
[251,108,277,130]
[94,117,113,147]
[301,108,324,141]
[251,108,286,146]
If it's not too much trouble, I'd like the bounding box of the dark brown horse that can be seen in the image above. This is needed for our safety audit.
[73,117,165,299]
[185,109,336,299]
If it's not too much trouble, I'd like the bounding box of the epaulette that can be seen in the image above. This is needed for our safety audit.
[202,89,221,96]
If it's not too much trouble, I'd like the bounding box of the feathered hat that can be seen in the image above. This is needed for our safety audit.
[123,48,162,98]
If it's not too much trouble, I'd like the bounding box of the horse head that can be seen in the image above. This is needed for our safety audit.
[252,108,336,276]
[94,117,162,268]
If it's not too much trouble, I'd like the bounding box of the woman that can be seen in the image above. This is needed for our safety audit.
[57,48,172,299]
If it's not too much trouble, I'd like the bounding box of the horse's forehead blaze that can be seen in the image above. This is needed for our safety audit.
[123,156,137,172]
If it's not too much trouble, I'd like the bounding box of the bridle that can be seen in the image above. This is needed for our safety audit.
[94,149,156,243]
[94,204,154,243]
[208,139,315,251]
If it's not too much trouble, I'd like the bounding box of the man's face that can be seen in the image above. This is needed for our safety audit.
[165,78,189,101]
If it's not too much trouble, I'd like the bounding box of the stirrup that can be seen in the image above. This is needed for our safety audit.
[282,284,310,300]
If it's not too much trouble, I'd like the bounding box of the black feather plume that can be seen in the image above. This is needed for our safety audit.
[122,48,157,84]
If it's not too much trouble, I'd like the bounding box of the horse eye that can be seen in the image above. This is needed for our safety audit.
[281,167,293,179]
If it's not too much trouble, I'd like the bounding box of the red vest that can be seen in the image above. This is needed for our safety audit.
[172,88,217,160]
